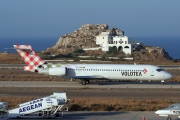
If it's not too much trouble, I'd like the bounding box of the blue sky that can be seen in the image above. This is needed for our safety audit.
[0,0,180,38]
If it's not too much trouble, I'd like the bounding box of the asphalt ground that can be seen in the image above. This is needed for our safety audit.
[8,111,179,120]
[0,84,180,100]
[0,81,180,88]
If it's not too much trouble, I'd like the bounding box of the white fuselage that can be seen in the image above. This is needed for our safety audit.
[40,64,172,81]
[155,103,180,118]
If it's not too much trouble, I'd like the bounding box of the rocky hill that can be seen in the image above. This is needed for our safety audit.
[131,46,172,61]
[44,24,109,54]
[43,24,172,61]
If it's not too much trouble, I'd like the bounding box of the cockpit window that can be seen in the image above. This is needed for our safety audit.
[156,69,164,72]
[169,105,179,108]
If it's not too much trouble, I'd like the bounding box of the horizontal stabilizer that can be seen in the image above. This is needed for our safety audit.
[13,45,33,51]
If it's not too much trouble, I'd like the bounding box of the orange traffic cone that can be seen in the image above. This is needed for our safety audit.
[142,115,146,120]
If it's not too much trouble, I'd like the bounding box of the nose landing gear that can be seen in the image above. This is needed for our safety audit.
[161,80,164,85]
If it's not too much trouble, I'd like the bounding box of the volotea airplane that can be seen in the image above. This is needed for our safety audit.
[155,103,180,120]
[14,45,172,85]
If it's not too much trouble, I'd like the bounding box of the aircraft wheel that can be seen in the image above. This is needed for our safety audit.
[81,80,86,85]
[161,82,164,85]
[16,116,21,119]
[167,116,172,120]
[86,80,90,84]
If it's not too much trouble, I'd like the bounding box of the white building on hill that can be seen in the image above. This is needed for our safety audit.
[95,29,142,54]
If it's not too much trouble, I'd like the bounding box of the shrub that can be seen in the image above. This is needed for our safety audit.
[74,49,85,53]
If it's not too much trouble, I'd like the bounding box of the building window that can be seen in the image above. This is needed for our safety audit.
[119,41,123,44]
[124,46,129,48]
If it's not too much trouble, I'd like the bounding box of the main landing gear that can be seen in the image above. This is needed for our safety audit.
[81,80,90,85]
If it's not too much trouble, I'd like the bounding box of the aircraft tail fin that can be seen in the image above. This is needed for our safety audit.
[13,45,46,72]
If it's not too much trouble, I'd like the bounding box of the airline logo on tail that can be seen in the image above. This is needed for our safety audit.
[14,45,45,72]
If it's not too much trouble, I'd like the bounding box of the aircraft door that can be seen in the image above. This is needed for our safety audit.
[150,70,154,76]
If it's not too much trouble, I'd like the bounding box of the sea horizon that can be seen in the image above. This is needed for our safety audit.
[0,37,59,53]
[0,36,179,59]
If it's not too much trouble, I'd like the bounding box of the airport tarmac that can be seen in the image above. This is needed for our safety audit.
[0,81,180,88]
[8,111,178,120]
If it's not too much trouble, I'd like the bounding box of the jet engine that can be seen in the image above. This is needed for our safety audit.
[39,67,66,76]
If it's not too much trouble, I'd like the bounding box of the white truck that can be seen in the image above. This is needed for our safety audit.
[0,102,8,120]
[9,92,69,119]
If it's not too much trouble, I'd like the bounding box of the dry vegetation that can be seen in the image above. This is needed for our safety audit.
[0,97,178,111]
[0,53,24,64]
[0,68,62,81]
[69,98,179,111]
[0,96,36,109]
[170,76,180,82]
[0,53,180,65]
[167,69,180,82]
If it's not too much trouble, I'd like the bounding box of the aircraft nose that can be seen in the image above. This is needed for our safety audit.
[155,110,161,114]
[155,109,170,115]
[165,73,172,79]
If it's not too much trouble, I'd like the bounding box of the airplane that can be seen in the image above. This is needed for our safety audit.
[13,44,172,85]
[155,103,180,120]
